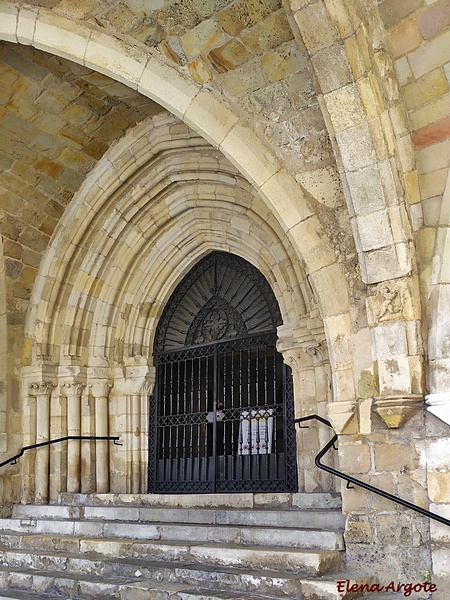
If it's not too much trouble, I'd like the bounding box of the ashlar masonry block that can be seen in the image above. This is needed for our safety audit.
[138,59,200,119]
[387,17,422,59]
[355,210,394,252]
[324,0,360,38]
[84,31,148,88]
[17,6,38,46]
[34,12,91,65]
[408,28,450,80]
[312,42,353,93]
[357,76,383,119]
[293,1,340,55]
[290,216,337,272]
[373,441,419,472]
[372,321,408,360]
[344,29,372,80]
[410,94,450,131]
[220,124,281,188]
[336,122,376,171]
[418,0,450,40]
[180,18,226,58]
[0,2,18,42]
[419,167,447,199]
[346,166,386,215]
[377,354,413,395]
[185,91,239,147]
[402,68,449,112]
[309,263,349,317]
[324,83,366,131]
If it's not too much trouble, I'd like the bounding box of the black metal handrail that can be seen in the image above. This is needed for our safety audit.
[0,436,122,470]
[296,415,450,528]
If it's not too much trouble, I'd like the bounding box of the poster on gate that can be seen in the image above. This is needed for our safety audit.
[238,409,273,455]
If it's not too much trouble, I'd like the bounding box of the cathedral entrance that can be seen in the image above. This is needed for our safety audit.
[148,252,298,493]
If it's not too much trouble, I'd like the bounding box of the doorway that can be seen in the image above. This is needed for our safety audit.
[148,252,297,493]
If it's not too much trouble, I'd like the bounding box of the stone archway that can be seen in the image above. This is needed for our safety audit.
[16,111,333,501]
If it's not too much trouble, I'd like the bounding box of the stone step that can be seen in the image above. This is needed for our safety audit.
[0,591,70,600]
[12,504,345,531]
[0,517,343,550]
[58,492,342,510]
[0,495,353,599]
[0,558,374,600]
[0,533,342,575]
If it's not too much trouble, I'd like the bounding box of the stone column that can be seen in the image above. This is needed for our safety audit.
[139,377,155,494]
[130,392,141,494]
[29,381,55,503]
[90,380,112,493]
[62,381,85,493]
[280,338,333,493]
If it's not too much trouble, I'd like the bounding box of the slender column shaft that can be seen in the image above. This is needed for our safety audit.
[29,381,55,504]
[131,393,140,493]
[91,380,112,493]
[95,394,109,493]
[63,382,85,493]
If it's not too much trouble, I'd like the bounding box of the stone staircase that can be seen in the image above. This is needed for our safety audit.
[0,493,381,600]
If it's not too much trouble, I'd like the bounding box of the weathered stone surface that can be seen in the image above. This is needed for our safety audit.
[0,0,449,591]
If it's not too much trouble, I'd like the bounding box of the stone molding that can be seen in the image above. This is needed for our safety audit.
[374,395,423,428]
[425,393,450,426]
[327,400,358,434]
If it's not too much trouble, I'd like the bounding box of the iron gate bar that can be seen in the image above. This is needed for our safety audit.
[150,252,298,494]
[296,414,450,529]
[150,335,297,493]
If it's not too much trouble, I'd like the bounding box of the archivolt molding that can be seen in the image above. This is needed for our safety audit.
[0,3,369,405]
[24,115,312,372]
[0,3,351,292]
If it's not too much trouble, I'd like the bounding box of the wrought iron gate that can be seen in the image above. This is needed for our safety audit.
[148,252,298,494]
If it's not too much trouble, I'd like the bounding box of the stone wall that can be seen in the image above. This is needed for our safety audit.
[0,0,450,591]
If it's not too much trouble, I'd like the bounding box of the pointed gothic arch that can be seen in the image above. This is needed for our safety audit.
[149,251,298,494]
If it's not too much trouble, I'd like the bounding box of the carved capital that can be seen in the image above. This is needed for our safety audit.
[327,400,358,434]
[89,380,113,399]
[61,380,86,397]
[140,378,155,396]
[374,395,423,428]
[304,341,327,365]
[28,381,55,397]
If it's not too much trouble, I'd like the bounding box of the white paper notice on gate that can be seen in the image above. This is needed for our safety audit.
[238,409,273,455]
